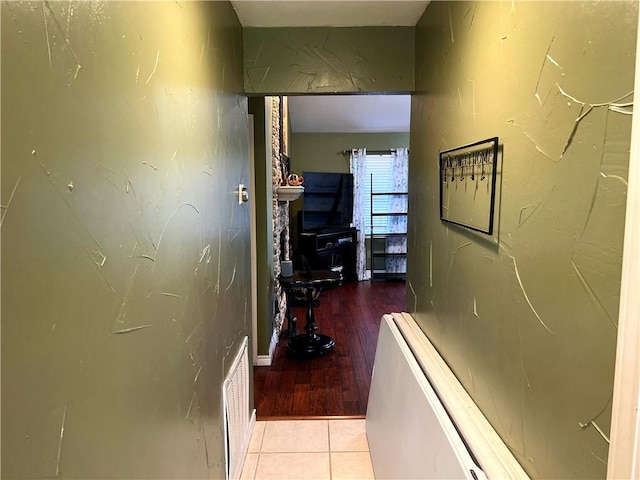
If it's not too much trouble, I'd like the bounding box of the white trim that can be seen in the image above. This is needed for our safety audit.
[236,409,257,480]
[254,329,278,367]
[391,313,530,480]
[248,115,258,366]
[368,314,490,480]
[255,356,273,367]
[223,337,252,480]
[607,7,640,478]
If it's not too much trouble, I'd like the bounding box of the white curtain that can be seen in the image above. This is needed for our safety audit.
[386,148,409,274]
[350,149,370,281]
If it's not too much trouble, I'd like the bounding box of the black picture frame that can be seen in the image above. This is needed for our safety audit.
[439,137,499,235]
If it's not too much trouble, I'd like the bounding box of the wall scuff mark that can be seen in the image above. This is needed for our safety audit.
[43,2,53,70]
[0,176,21,227]
[142,161,159,171]
[55,404,67,477]
[570,260,616,328]
[113,325,153,334]
[517,199,543,228]
[534,36,559,106]
[42,0,82,83]
[507,254,554,334]
[579,421,611,444]
[225,263,237,291]
[185,392,197,422]
[90,250,107,268]
[599,171,628,186]
[145,49,160,85]
[556,83,633,161]
[608,102,633,115]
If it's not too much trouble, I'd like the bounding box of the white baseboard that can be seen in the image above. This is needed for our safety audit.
[255,356,272,366]
[254,329,279,366]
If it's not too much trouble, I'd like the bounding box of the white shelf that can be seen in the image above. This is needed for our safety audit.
[276,185,304,202]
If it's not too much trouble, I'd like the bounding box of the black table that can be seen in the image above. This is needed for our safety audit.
[280,270,342,358]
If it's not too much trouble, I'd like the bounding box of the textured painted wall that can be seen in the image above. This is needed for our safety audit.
[409,2,636,478]
[243,27,415,94]
[1,2,250,478]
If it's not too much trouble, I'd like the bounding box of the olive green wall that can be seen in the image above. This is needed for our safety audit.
[2,2,250,478]
[409,2,636,478]
[243,27,415,94]
[290,132,410,174]
[248,97,275,356]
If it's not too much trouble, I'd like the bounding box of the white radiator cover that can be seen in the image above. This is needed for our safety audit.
[223,337,256,480]
[367,313,529,480]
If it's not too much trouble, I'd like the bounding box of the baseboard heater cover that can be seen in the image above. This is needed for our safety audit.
[366,313,530,480]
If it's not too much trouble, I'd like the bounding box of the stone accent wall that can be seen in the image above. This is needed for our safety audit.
[270,96,288,337]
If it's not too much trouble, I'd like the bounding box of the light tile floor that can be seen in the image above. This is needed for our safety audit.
[241,419,375,480]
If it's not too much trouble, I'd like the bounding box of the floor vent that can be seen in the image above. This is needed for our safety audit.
[223,336,255,480]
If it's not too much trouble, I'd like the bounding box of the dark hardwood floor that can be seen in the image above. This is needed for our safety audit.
[253,280,406,419]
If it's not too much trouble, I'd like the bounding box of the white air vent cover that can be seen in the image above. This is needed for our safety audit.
[223,336,255,480]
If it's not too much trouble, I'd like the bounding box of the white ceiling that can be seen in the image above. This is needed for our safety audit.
[232,1,422,133]
[289,95,411,133]
[230,1,430,27]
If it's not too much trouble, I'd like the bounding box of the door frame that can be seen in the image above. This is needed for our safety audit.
[606,7,640,478]
[248,114,258,365]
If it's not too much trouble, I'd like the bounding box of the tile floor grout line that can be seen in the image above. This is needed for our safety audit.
[253,452,260,480]
[327,420,333,480]
[329,423,334,480]
[258,423,265,454]
[328,451,337,480]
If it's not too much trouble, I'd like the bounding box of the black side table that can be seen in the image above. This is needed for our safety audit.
[280,270,342,358]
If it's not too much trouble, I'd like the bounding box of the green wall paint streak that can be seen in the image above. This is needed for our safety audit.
[410,2,637,478]
[243,27,415,94]
[1,2,250,478]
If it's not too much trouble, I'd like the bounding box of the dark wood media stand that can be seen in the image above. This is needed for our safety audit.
[298,227,358,283]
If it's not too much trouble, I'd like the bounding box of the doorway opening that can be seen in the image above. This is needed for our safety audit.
[251,93,411,418]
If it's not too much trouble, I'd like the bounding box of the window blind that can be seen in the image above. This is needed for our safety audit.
[365,154,394,235]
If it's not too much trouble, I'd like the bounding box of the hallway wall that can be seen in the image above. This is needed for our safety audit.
[409,2,637,478]
[243,27,415,94]
[1,2,250,478]
[290,132,410,174]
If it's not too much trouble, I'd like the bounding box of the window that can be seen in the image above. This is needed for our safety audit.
[350,148,409,281]
[363,154,404,235]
